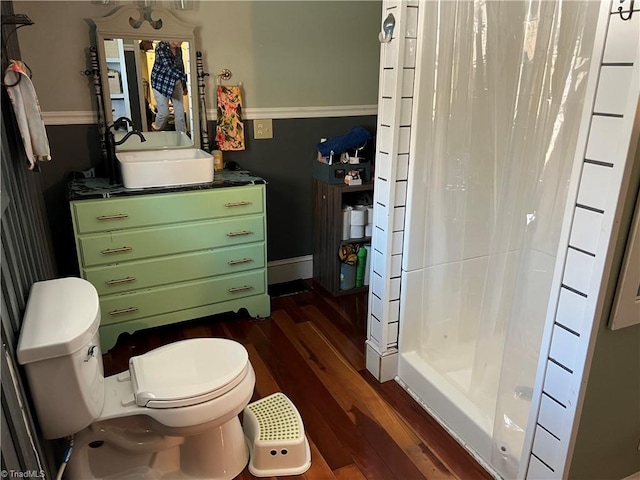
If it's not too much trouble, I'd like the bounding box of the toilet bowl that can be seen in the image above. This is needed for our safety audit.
[17,277,256,479]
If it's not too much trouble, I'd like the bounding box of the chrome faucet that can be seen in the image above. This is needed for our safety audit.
[105,117,147,184]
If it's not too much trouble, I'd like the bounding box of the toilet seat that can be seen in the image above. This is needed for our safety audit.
[129,338,249,409]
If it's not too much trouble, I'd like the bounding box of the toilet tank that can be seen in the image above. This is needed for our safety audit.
[17,278,105,439]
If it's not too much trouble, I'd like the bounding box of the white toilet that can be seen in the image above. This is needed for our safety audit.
[17,277,256,480]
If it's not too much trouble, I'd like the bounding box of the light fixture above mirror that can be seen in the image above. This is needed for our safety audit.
[92,5,200,151]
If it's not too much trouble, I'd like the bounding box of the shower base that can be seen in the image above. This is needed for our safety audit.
[397,351,526,479]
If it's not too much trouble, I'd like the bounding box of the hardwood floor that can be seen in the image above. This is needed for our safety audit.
[103,280,493,480]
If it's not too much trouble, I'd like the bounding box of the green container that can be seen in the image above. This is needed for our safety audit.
[355,246,368,288]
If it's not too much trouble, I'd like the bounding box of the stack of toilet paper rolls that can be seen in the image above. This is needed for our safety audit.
[340,205,373,288]
[342,205,374,240]
[350,206,367,238]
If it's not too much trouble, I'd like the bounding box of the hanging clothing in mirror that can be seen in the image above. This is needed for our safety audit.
[150,40,187,133]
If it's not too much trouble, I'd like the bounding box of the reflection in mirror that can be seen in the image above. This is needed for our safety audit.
[105,39,193,134]
[92,6,199,150]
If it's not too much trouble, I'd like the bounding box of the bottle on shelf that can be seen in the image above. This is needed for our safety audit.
[355,245,367,288]
[340,263,356,290]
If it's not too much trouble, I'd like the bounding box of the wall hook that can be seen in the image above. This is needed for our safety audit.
[1,13,34,87]
[618,0,634,20]
[216,68,232,85]
[378,13,395,43]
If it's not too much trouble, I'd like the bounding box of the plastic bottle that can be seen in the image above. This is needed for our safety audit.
[355,246,367,288]
[213,150,223,170]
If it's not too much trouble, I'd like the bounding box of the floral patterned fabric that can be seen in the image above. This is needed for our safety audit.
[216,85,245,151]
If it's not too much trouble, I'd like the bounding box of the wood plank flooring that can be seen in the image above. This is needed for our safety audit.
[103,281,493,480]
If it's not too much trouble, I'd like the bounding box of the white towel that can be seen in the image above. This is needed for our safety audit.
[4,60,51,170]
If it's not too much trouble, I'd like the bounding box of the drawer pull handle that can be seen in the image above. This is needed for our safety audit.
[106,276,137,285]
[224,201,252,207]
[97,213,129,221]
[228,257,254,265]
[101,246,133,255]
[226,230,253,237]
[109,307,139,316]
[228,285,254,293]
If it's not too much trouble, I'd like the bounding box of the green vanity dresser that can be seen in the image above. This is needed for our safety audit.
[68,171,271,352]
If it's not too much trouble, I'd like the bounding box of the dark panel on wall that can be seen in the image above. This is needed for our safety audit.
[40,124,103,276]
[216,116,377,261]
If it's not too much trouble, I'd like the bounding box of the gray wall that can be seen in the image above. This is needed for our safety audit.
[14,1,382,111]
[38,124,103,276]
[568,323,640,480]
[218,116,377,261]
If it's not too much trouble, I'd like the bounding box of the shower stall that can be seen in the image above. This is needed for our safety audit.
[395,1,601,478]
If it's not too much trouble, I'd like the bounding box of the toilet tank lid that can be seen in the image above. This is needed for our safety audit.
[17,278,101,365]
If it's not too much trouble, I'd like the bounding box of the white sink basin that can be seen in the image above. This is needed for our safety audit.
[117,149,214,189]
[114,131,193,151]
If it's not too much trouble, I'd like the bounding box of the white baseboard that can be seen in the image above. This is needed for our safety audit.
[365,342,399,383]
[267,255,313,285]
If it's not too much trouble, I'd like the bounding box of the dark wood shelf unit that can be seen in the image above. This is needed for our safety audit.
[340,236,371,246]
[313,178,374,296]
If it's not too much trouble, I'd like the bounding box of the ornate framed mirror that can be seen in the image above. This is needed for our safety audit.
[92,5,200,151]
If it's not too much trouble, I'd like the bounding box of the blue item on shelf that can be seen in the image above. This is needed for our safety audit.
[340,263,356,290]
[316,126,372,157]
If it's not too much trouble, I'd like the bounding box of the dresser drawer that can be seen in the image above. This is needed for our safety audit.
[100,269,267,325]
[84,243,266,295]
[72,185,264,234]
[78,215,264,267]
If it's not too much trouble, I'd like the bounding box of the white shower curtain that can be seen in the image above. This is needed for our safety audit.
[411,1,599,477]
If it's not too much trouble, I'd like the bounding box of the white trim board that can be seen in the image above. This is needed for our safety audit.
[43,111,98,125]
[267,255,313,286]
[42,105,378,125]
[230,105,378,120]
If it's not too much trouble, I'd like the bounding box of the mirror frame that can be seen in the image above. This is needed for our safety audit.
[92,5,199,149]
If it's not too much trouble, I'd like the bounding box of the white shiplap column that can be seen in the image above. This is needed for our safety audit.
[366,0,418,382]
[522,1,640,478]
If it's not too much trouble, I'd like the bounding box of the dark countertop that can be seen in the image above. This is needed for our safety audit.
[67,170,267,201]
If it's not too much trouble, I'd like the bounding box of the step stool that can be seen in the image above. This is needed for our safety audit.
[243,392,311,477]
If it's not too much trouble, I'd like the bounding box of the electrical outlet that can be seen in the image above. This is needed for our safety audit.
[254,119,273,139]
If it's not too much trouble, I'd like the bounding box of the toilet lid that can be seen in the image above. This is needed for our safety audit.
[129,338,249,409]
